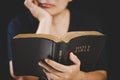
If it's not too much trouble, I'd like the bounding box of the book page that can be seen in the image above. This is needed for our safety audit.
[61,31,104,42]
[13,34,61,42]
[13,31,104,43]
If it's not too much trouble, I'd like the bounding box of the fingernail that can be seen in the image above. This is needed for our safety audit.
[70,52,76,58]
[45,58,49,62]
[38,61,42,65]
[70,52,74,56]
[38,63,41,66]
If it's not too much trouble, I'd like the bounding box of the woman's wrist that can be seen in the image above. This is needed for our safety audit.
[37,14,52,22]
[76,71,87,80]
[36,17,52,34]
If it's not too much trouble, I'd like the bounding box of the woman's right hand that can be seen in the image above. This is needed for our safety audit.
[24,0,52,21]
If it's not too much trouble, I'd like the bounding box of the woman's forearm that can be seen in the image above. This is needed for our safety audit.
[77,70,107,80]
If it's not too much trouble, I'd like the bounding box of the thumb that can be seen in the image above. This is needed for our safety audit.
[69,52,81,65]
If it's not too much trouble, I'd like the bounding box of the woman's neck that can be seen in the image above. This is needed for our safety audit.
[50,9,70,37]
[52,9,70,27]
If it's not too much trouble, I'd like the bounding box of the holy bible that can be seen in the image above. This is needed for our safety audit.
[11,31,106,78]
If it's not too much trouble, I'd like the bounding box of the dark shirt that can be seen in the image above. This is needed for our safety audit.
[7,9,108,74]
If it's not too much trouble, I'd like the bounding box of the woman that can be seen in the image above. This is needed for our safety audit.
[7,0,108,80]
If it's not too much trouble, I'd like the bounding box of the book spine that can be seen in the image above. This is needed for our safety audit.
[52,42,70,65]
[52,42,60,62]
[59,42,69,65]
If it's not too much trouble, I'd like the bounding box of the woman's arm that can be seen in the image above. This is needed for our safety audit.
[38,52,107,80]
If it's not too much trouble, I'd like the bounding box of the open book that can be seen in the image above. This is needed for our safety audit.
[11,31,106,78]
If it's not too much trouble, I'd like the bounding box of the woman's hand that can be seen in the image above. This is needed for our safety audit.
[38,52,84,80]
[24,0,51,21]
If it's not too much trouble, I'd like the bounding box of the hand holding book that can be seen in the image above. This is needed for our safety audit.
[38,52,82,80]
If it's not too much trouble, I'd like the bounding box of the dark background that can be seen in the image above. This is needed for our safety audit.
[0,0,118,80]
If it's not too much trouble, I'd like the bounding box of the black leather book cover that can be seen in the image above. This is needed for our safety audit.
[11,38,54,79]
[11,31,106,78]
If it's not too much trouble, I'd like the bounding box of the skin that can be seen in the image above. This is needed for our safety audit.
[9,0,107,80]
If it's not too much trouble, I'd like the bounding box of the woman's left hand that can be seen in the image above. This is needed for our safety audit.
[38,52,83,80]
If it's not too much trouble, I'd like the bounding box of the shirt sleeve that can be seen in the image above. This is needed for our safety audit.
[7,20,15,60]
[7,18,21,60]
[7,12,38,61]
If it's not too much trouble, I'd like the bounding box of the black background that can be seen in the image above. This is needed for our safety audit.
[0,0,118,80]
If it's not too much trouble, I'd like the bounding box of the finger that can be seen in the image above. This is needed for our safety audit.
[33,0,38,5]
[24,0,47,17]
[38,62,65,77]
[24,0,41,12]
[24,0,36,9]
[44,70,60,80]
[44,59,69,72]
[24,0,32,6]
[69,52,81,66]
[24,0,43,11]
